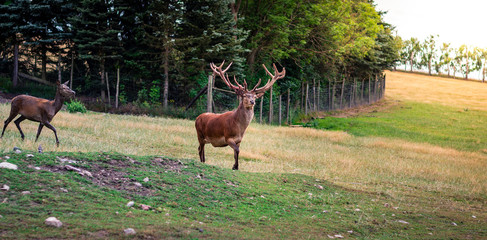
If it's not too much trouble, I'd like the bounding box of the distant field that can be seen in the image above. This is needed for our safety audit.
[0,71,486,238]
[385,70,487,111]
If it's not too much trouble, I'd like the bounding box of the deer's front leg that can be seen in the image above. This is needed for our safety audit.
[227,139,240,170]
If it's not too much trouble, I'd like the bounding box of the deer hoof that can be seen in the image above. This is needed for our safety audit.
[232,165,239,170]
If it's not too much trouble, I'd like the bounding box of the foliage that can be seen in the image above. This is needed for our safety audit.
[0,0,396,111]
[65,99,87,113]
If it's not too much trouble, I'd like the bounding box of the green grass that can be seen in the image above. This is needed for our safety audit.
[1,151,484,239]
[307,101,487,152]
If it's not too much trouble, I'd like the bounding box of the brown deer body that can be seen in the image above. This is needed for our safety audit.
[1,81,75,146]
[195,61,285,170]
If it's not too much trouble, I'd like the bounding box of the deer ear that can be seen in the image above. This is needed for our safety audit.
[256,92,265,98]
[63,80,70,85]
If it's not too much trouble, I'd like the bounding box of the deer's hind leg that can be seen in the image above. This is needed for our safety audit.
[35,123,44,142]
[14,116,27,140]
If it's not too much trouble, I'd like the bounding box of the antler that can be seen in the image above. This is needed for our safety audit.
[254,63,286,97]
[210,61,243,93]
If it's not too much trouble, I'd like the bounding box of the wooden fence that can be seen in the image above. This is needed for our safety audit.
[204,73,386,125]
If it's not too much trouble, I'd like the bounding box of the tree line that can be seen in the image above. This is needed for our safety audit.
[0,0,400,112]
[400,35,487,81]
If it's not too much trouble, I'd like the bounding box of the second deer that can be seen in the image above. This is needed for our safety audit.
[1,81,76,146]
[195,61,285,170]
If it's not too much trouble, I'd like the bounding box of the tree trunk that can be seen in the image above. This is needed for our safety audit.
[163,37,169,108]
[57,62,61,82]
[41,45,47,81]
[100,59,106,102]
[317,81,320,111]
[116,67,120,108]
[313,78,316,112]
[12,43,19,88]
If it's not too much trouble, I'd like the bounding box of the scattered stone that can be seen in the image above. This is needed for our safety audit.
[452,222,457,226]
[1,185,9,191]
[347,230,353,234]
[327,235,335,239]
[60,188,68,193]
[26,154,34,158]
[472,215,477,219]
[14,149,21,154]
[4,156,10,160]
[0,162,18,170]
[38,145,43,153]
[397,220,409,224]
[124,228,136,235]
[22,191,31,195]
[354,209,361,212]
[140,204,151,211]
[143,177,149,182]
[127,201,135,207]
[384,203,390,208]
[65,165,92,177]
[45,217,63,228]
[334,234,344,239]
[323,210,329,213]
[133,182,142,187]
[34,167,41,170]
[198,228,204,233]
[316,184,324,190]
[57,157,78,164]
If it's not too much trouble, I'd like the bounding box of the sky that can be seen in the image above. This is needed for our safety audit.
[374,0,487,48]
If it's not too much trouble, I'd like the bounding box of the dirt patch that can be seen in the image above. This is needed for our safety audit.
[38,157,185,196]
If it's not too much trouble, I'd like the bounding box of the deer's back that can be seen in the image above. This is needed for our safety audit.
[11,95,51,122]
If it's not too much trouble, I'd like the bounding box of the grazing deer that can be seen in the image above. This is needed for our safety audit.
[195,61,285,170]
[1,81,75,146]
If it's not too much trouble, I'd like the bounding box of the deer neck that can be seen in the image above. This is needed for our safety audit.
[52,90,65,113]
[234,102,254,131]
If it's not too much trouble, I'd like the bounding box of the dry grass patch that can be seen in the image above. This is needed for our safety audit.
[385,71,487,111]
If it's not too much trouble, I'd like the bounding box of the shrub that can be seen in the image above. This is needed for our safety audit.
[66,99,87,113]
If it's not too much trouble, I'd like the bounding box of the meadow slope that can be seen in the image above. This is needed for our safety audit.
[0,71,486,238]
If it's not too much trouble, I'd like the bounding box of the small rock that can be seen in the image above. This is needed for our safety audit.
[347,230,353,233]
[452,222,457,226]
[334,234,344,239]
[198,228,204,233]
[472,215,476,219]
[384,203,390,208]
[60,188,68,193]
[316,184,324,190]
[133,182,142,187]
[140,204,151,211]
[0,162,18,170]
[38,145,43,153]
[4,156,10,160]
[0,215,3,218]
[1,185,9,191]
[397,220,409,224]
[327,235,335,239]
[14,149,21,154]
[143,177,149,182]
[124,228,136,235]
[127,201,135,207]
[26,154,34,158]
[34,167,41,170]
[354,209,361,212]
[45,217,63,228]
[22,191,31,195]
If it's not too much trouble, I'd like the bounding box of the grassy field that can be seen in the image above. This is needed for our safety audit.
[0,71,486,238]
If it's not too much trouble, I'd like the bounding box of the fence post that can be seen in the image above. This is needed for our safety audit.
[207,75,213,113]
[279,95,282,125]
[317,80,320,111]
[331,79,336,110]
[287,89,290,124]
[260,97,263,124]
[313,78,316,112]
[368,76,371,104]
[339,77,345,109]
[269,86,273,124]
[305,82,309,115]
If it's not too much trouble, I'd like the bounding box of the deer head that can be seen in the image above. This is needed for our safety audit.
[210,61,285,109]
[56,81,76,100]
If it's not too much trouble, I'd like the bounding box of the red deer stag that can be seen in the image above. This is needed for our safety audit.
[1,81,75,146]
[195,61,285,170]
